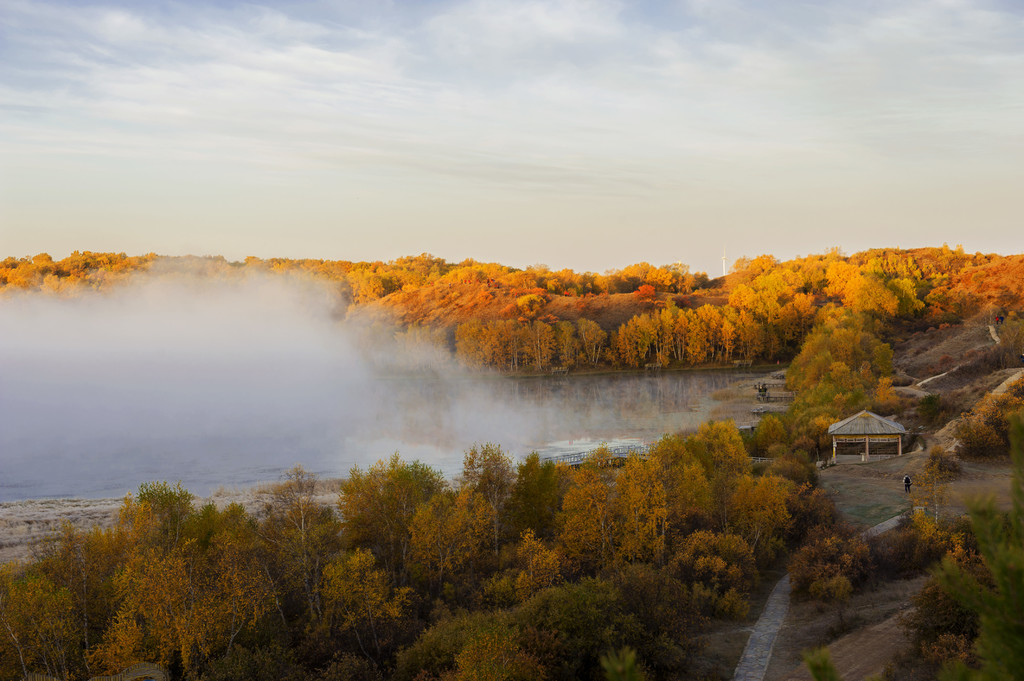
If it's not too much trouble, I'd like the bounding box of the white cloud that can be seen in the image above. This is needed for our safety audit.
[2,0,1023,271]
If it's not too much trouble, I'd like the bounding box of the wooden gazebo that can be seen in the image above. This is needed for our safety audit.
[827,410,906,462]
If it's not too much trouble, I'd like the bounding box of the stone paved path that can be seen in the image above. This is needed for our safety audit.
[732,573,792,681]
[731,514,904,681]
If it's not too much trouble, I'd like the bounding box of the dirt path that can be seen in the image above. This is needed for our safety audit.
[778,614,909,681]
[989,324,1000,344]
[992,369,1024,395]
[916,366,960,388]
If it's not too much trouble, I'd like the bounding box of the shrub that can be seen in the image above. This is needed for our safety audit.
[788,525,871,599]
[869,514,952,580]
[482,571,519,609]
[200,644,303,681]
[606,564,702,672]
[669,530,756,619]
[392,612,498,681]
[312,654,384,681]
[918,394,948,426]
[955,391,1024,459]
[900,574,979,659]
[753,415,788,455]
[513,579,638,681]
[785,483,836,545]
[925,446,960,481]
[769,451,818,486]
[808,574,852,604]
[955,415,1005,459]
[451,621,544,681]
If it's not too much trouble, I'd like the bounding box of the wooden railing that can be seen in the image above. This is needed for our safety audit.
[540,443,651,466]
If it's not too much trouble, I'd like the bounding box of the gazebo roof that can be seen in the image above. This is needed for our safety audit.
[827,410,906,436]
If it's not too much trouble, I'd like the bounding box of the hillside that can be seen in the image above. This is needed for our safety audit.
[361,279,730,333]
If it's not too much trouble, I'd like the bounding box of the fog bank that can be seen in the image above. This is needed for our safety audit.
[0,272,738,501]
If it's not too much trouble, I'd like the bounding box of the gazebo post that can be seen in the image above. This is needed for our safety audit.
[864,436,870,462]
[832,438,837,463]
[898,436,902,456]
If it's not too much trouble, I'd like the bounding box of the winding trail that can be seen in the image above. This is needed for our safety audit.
[731,515,903,681]
[992,369,1024,396]
[916,366,960,388]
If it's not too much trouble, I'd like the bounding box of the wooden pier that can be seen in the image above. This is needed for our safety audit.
[756,392,795,403]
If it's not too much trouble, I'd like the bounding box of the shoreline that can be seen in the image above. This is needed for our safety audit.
[0,482,343,565]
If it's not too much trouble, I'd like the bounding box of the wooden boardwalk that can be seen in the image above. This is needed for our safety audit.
[540,442,652,466]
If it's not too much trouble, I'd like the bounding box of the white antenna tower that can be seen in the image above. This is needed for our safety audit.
[722,248,727,277]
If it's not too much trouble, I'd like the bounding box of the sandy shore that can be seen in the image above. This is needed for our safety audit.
[0,483,342,564]
[0,369,784,565]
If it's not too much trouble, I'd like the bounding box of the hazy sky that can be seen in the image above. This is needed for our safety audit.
[2,0,1022,275]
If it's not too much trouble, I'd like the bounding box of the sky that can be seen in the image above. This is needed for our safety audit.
[2,0,1022,276]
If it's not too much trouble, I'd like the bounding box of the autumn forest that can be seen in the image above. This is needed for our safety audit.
[2,246,1024,681]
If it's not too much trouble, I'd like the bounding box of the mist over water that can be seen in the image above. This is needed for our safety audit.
[0,273,740,501]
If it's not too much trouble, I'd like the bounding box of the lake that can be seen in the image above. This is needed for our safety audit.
[0,278,760,501]
[0,367,751,501]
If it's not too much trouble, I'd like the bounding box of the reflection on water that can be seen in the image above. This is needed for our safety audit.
[370,370,743,445]
[343,370,748,477]
[1,369,755,502]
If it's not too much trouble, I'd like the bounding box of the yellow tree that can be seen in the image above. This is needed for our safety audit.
[647,435,713,537]
[93,544,191,672]
[685,308,710,364]
[686,421,750,528]
[461,443,516,556]
[513,530,563,602]
[720,316,737,361]
[911,467,950,521]
[526,320,556,370]
[0,567,78,681]
[671,529,757,619]
[456,322,489,367]
[207,521,275,655]
[259,466,341,621]
[554,321,580,367]
[93,525,272,678]
[734,310,764,360]
[339,454,446,584]
[453,621,544,681]
[508,453,563,538]
[670,310,689,363]
[696,305,724,360]
[35,521,130,677]
[728,475,793,564]
[322,549,411,663]
[558,459,615,572]
[612,456,668,565]
[409,488,492,591]
[576,318,607,366]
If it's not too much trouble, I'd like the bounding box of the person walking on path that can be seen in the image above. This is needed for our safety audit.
[904,475,912,493]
